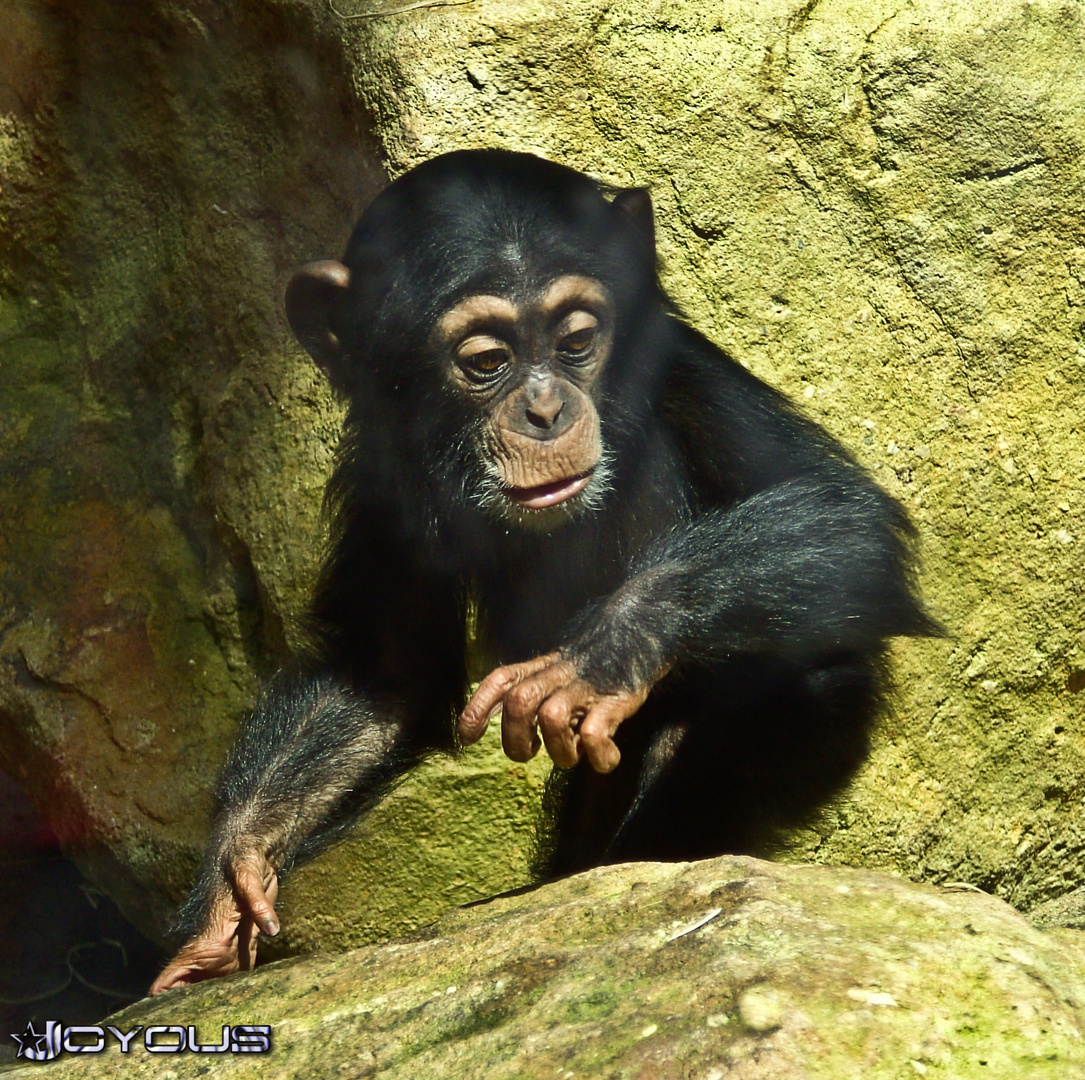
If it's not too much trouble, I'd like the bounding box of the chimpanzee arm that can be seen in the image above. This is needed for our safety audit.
[556,334,938,691]
[151,497,468,995]
[461,463,932,774]
[150,669,413,994]
[176,670,410,935]
[562,466,932,693]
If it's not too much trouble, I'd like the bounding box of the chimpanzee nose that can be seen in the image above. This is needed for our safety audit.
[525,385,565,429]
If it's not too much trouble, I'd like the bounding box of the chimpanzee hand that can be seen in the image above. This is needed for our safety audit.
[149,848,279,995]
[459,653,651,773]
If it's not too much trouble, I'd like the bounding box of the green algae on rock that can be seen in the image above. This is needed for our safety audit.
[6,858,1085,1079]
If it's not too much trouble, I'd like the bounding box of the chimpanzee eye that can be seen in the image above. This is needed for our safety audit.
[558,327,596,357]
[555,309,600,362]
[461,347,510,375]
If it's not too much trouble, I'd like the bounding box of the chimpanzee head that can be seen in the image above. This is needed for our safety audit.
[286,149,665,529]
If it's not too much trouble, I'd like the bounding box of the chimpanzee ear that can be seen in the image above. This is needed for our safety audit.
[612,187,655,250]
[285,260,352,392]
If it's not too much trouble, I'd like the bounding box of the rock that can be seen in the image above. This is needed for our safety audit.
[1,0,1083,951]
[6,858,1085,1078]
[1030,886,1085,932]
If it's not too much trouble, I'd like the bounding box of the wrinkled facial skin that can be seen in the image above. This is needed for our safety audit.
[434,274,614,527]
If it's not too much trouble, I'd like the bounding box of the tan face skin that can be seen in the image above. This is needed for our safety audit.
[437,274,613,508]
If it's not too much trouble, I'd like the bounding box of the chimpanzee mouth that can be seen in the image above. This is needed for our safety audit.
[505,470,594,509]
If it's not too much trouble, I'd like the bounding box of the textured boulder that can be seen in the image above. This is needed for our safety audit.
[7,858,1085,1078]
[0,0,1083,955]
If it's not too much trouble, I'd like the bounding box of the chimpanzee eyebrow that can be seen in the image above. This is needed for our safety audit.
[437,295,520,342]
[538,274,609,317]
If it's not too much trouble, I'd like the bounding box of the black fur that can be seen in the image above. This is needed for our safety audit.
[174,149,933,937]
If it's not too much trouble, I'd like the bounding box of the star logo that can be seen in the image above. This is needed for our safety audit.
[11,1021,60,1061]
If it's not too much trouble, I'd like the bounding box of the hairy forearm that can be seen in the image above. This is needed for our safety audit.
[172,670,406,941]
[220,673,405,861]
[562,475,931,692]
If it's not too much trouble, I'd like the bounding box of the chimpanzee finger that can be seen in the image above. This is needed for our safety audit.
[149,898,248,994]
[536,686,586,768]
[234,914,258,972]
[578,701,626,773]
[500,660,579,762]
[235,862,280,937]
[459,652,560,742]
[149,938,238,994]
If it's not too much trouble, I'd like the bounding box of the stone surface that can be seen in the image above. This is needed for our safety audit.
[6,857,1085,1078]
[0,0,1083,955]
[267,724,549,958]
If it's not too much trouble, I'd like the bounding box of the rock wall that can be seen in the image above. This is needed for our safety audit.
[0,0,1082,950]
[350,0,1085,909]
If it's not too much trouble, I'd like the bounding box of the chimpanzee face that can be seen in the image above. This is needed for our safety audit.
[433,273,614,525]
[285,149,660,531]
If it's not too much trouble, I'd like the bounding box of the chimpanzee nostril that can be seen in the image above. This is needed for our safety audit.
[526,397,564,428]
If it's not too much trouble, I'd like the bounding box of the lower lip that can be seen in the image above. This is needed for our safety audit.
[507,471,593,509]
